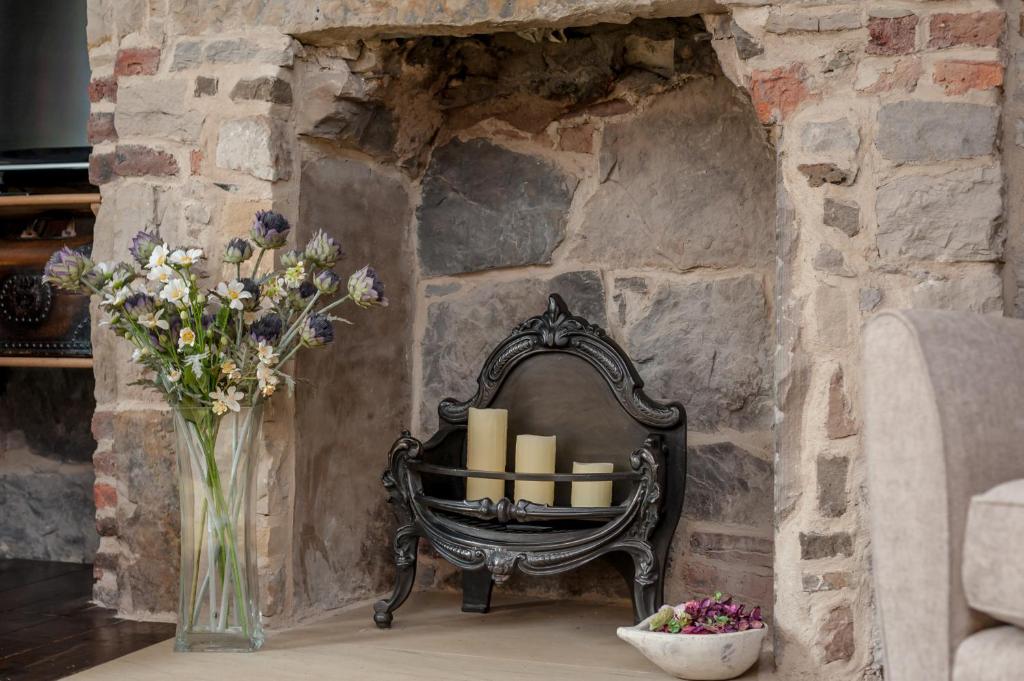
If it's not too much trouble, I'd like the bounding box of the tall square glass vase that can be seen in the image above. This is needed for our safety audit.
[173,405,264,652]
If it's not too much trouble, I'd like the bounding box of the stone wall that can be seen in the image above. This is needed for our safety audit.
[85,0,1018,679]
[0,368,98,563]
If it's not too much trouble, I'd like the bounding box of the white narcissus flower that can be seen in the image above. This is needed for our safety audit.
[146,264,175,283]
[210,386,243,415]
[160,279,190,306]
[167,369,181,383]
[256,341,277,365]
[256,363,279,397]
[216,280,253,311]
[130,348,148,362]
[147,244,169,269]
[137,309,170,330]
[102,288,130,309]
[178,327,197,349]
[169,248,203,266]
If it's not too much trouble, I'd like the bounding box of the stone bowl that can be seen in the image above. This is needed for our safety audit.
[616,612,766,680]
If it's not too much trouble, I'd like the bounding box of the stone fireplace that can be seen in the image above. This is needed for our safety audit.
[86,0,1021,679]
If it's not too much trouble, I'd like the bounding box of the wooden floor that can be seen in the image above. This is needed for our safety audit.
[0,560,175,681]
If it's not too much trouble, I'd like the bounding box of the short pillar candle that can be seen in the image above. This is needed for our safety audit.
[571,462,614,507]
[513,435,557,506]
[466,407,508,501]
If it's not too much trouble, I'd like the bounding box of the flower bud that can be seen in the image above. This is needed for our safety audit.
[304,230,343,267]
[43,247,95,292]
[313,269,341,294]
[300,313,334,347]
[249,210,291,249]
[280,249,303,268]
[224,238,254,264]
[347,265,387,308]
[128,230,161,265]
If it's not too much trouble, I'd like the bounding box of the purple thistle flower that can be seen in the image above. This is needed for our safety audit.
[301,313,334,347]
[298,281,317,300]
[304,230,343,267]
[347,265,387,308]
[124,292,156,315]
[128,230,161,265]
[43,247,95,292]
[250,210,291,249]
[249,314,283,344]
[280,249,303,268]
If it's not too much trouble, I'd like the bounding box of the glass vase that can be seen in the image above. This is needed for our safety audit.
[173,405,264,652]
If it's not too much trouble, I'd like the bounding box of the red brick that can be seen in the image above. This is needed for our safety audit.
[112,145,179,178]
[88,75,118,103]
[94,483,118,510]
[750,64,811,124]
[114,47,161,77]
[867,14,918,55]
[929,11,1005,49]
[89,151,116,185]
[933,60,1004,95]
[87,113,117,144]
[190,149,203,175]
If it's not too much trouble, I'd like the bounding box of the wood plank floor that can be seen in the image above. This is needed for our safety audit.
[0,560,175,681]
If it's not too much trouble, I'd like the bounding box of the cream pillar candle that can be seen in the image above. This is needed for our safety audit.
[513,435,557,506]
[571,462,614,507]
[466,407,508,501]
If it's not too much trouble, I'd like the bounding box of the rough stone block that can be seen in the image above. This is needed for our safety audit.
[230,76,293,104]
[0,466,98,562]
[420,271,606,433]
[765,12,819,34]
[876,167,1003,262]
[194,76,218,97]
[87,113,117,144]
[417,138,576,276]
[751,64,810,124]
[821,605,855,663]
[855,57,921,94]
[876,101,997,162]
[571,80,775,271]
[911,265,1003,314]
[812,244,853,278]
[798,163,854,187]
[819,12,863,32]
[114,47,161,77]
[169,40,203,71]
[112,145,179,178]
[88,76,118,103]
[614,274,771,431]
[826,365,857,439]
[215,117,291,181]
[116,78,204,143]
[928,12,1005,49]
[557,123,595,153]
[684,443,772,527]
[817,456,849,517]
[802,571,849,593]
[204,38,294,67]
[732,23,764,60]
[688,531,772,567]
[867,14,918,55]
[859,287,882,312]
[800,119,859,156]
[823,199,860,237]
[800,532,853,560]
[933,60,1004,96]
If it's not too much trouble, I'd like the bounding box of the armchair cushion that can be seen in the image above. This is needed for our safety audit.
[953,626,1024,681]
[963,479,1024,628]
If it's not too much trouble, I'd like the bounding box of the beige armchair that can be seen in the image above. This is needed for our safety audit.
[864,310,1024,681]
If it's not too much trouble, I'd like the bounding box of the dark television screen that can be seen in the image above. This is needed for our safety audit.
[0,0,90,164]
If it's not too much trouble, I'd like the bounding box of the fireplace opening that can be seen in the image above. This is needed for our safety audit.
[292,14,775,619]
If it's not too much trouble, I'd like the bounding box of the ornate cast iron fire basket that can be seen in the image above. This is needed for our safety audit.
[374,295,687,628]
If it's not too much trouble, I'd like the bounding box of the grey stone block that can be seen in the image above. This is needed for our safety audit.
[417,139,577,276]
[876,101,998,162]
[684,443,773,527]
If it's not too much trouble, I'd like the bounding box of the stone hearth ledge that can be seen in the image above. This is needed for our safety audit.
[64,591,769,680]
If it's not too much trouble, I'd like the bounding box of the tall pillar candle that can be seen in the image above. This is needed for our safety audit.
[466,407,508,501]
[513,435,557,506]
[571,462,614,507]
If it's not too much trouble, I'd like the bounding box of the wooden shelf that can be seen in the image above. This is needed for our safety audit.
[0,193,101,218]
[0,356,93,369]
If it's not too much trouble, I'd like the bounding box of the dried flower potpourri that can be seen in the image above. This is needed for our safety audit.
[648,592,764,635]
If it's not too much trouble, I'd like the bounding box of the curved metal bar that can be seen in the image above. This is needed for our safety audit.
[411,461,641,482]
[415,494,628,522]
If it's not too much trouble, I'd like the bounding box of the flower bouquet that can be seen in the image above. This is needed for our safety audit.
[44,210,385,652]
[617,593,767,680]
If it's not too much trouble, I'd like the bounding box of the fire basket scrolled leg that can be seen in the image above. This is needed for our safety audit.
[373,527,418,629]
